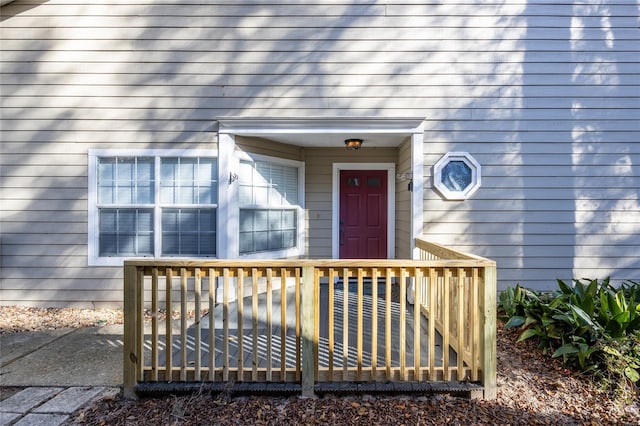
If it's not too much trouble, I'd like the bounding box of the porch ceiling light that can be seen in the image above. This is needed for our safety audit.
[344,138,363,150]
[433,152,481,200]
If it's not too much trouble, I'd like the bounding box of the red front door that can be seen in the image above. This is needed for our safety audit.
[339,170,388,259]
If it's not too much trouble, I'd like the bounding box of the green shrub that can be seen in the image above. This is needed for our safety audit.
[498,278,640,399]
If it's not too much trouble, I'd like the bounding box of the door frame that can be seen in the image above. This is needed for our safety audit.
[332,163,396,259]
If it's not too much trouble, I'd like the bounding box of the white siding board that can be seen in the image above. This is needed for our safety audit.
[1,268,121,280]
[5,61,640,76]
[3,73,638,88]
[3,14,637,30]
[2,279,122,291]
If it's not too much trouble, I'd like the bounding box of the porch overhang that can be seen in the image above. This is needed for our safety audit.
[217,117,426,260]
[217,117,426,148]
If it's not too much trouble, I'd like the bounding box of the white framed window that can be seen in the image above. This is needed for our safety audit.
[236,153,305,258]
[88,150,217,266]
[432,152,481,200]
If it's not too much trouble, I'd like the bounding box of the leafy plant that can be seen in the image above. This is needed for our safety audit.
[498,278,640,400]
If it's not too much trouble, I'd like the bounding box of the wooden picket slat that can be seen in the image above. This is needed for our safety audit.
[252,268,259,382]
[328,268,335,376]
[385,267,392,381]
[295,267,301,382]
[457,268,465,379]
[136,269,144,382]
[237,268,245,379]
[342,267,349,381]
[399,267,406,380]
[413,267,422,380]
[180,268,188,381]
[208,268,217,381]
[471,268,479,381]
[165,268,173,381]
[151,268,159,381]
[371,268,378,377]
[194,268,202,379]
[428,267,436,381]
[442,268,451,380]
[280,268,288,380]
[266,268,273,381]
[222,268,230,382]
[356,268,363,380]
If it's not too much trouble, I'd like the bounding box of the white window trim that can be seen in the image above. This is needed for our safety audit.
[233,151,306,259]
[331,163,396,259]
[433,152,481,201]
[88,149,218,266]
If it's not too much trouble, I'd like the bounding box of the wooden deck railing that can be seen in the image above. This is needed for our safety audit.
[123,240,496,399]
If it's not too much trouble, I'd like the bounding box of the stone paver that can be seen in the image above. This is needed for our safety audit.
[0,387,118,426]
[34,386,108,414]
[13,413,68,426]
[0,387,63,414]
[0,412,22,426]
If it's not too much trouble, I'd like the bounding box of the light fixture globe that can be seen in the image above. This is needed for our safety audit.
[344,138,363,150]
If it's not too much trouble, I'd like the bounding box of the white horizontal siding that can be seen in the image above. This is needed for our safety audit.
[1,0,638,306]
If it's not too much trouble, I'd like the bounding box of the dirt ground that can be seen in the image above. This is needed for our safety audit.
[1,306,639,425]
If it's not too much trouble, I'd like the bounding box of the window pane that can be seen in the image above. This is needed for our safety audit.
[160,158,178,204]
[269,230,283,250]
[99,210,116,232]
[239,209,252,232]
[441,160,472,192]
[118,210,136,233]
[98,208,154,256]
[254,210,268,231]
[97,158,115,204]
[282,210,296,229]
[178,158,196,204]
[99,234,117,256]
[161,208,216,256]
[198,159,217,204]
[239,232,253,253]
[239,209,297,255]
[282,230,296,248]
[136,158,155,204]
[115,158,134,204]
[268,210,282,230]
[284,168,298,204]
[254,231,269,251]
[137,210,153,232]
[161,157,216,205]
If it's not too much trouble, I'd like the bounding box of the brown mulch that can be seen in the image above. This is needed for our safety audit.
[1,306,638,425]
[0,306,124,334]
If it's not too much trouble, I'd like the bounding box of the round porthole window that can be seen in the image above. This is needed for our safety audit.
[433,152,481,200]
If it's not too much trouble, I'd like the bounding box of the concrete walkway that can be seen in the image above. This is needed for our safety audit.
[0,325,124,425]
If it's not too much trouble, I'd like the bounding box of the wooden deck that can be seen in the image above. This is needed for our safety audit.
[155,280,453,371]
[125,242,497,398]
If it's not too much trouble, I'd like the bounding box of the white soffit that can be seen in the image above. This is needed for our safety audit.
[217,117,426,148]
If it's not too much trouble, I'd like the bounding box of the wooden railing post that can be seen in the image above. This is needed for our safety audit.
[480,265,497,399]
[301,265,316,397]
[123,263,139,399]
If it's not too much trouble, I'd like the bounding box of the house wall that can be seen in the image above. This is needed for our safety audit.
[1,1,638,306]
[235,136,304,162]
